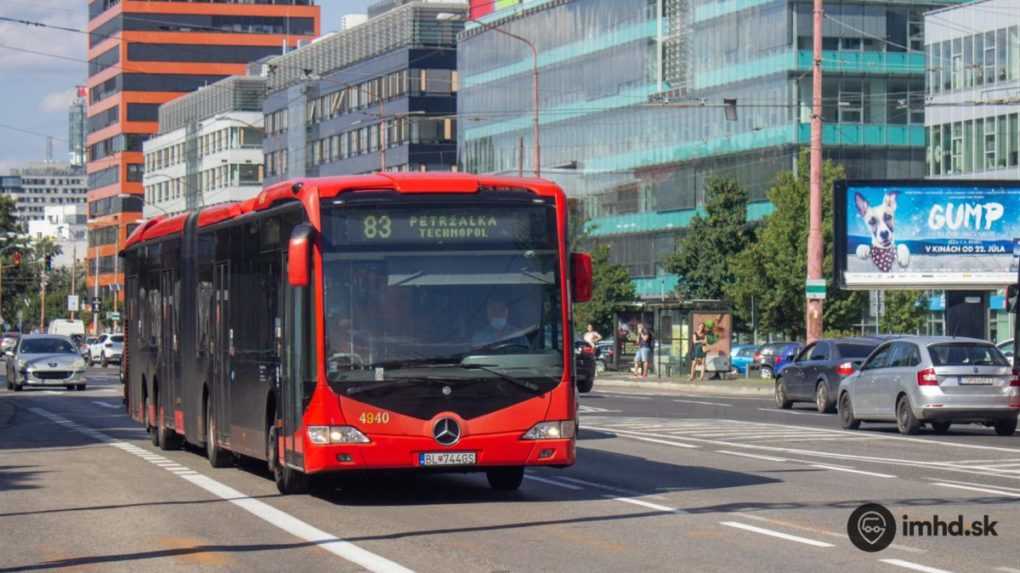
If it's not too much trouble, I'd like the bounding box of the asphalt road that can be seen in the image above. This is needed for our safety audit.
[2,369,1019,572]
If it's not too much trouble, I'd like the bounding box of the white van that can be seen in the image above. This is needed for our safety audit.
[48,319,86,340]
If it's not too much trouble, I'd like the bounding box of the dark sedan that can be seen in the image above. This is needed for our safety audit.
[574,340,596,393]
[774,337,884,413]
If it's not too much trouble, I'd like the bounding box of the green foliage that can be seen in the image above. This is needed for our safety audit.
[573,245,637,334]
[666,177,752,301]
[726,149,865,338]
[880,290,927,335]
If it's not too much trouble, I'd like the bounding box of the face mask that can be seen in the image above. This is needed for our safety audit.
[491,317,508,330]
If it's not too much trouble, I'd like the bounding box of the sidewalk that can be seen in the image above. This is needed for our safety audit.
[594,371,774,396]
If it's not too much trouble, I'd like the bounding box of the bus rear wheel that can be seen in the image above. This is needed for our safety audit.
[486,467,525,491]
[270,425,310,495]
[205,398,232,468]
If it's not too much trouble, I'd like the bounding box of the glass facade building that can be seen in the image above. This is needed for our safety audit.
[924,0,1020,179]
[460,0,958,296]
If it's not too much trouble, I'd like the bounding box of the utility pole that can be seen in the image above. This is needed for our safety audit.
[113,235,119,332]
[70,244,77,320]
[40,270,47,332]
[93,246,100,335]
[805,0,825,344]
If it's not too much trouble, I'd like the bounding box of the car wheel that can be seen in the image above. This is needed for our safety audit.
[815,382,834,414]
[994,418,1018,436]
[931,421,951,435]
[206,397,233,468]
[896,395,922,435]
[774,379,792,409]
[760,366,773,379]
[839,392,861,430]
[486,467,525,491]
[577,375,594,393]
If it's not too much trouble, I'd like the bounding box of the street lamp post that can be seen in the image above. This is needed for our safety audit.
[438,13,541,177]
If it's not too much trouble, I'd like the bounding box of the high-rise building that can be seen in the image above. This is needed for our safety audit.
[262,1,464,184]
[924,0,1020,180]
[143,75,267,218]
[459,0,955,297]
[69,87,87,171]
[0,163,88,229]
[85,0,320,299]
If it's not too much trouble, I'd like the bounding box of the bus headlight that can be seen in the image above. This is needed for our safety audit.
[522,421,576,440]
[308,426,370,445]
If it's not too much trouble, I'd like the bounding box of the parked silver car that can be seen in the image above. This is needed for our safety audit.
[838,336,1019,436]
[5,335,89,391]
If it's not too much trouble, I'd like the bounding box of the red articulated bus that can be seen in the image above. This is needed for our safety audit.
[121,174,592,494]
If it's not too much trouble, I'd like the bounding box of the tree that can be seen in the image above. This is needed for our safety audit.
[666,177,752,301]
[726,150,866,339]
[573,245,637,334]
[880,291,927,335]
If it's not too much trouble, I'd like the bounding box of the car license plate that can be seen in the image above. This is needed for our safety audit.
[419,452,476,466]
[960,377,997,385]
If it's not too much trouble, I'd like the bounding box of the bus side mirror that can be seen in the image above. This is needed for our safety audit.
[1008,283,1019,312]
[571,252,593,303]
[288,225,315,288]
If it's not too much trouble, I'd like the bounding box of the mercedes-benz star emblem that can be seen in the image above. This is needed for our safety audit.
[433,417,461,446]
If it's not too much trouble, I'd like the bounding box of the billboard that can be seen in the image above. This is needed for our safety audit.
[835,181,1020,289]
[692,312,732,373]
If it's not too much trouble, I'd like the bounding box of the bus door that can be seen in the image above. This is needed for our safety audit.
[281,226,314,469]
[160,270,177,430]
[212,261,231,444]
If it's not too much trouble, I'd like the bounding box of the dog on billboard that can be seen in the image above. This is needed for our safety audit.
[854,191,910,273]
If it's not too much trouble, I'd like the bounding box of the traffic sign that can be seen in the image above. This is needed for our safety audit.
[67,295,80,312]
[805,279,826,300]
[107,311,120,321]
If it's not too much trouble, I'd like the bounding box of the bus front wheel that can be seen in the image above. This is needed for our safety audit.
[270,425,310,495]
[486,467,525,491]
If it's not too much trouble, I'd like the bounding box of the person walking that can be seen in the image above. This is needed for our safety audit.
[689,322,707,383]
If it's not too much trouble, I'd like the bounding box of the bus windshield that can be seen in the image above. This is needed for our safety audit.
[320,201,564,394]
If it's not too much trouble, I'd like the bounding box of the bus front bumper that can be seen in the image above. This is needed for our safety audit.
[302,432,575,474]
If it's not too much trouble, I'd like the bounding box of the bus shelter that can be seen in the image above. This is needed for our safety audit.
[610,301,732,378]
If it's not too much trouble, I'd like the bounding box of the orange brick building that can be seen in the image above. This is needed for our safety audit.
[85,0,320,299]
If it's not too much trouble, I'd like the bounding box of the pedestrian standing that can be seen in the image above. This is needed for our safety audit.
[583,324,602,349]
[689,322,707,383]
[635,324,653,378]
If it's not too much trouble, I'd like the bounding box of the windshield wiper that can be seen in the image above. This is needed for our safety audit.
[344,376,451,396]
[458,363,544,394]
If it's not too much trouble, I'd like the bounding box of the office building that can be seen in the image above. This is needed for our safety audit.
[459,0,952,297]
[85,0,320,298]
[340,14,368,31]
[143,76,267,218]
[925,0,1020,179]
[262,0,464,185]
[27,204,88,270]
[69,88,87,171]
[0,163,87,228]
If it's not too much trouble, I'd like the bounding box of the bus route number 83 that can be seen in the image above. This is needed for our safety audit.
[362,215,391,240]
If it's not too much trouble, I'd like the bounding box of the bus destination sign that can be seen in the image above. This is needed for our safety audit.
[343,208,542,245]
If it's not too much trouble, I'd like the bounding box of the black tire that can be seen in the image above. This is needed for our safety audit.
[931,421,951,435]
[994,418,1017,436]
[577,375,594,393]
[815,382,834,414]
[158,423,182,451]
[206,398,232,468]
[839,392,861,430]
[774,379,792,409]
[896,395,922,435]
[486,467,525,491]
[272,426,310,495]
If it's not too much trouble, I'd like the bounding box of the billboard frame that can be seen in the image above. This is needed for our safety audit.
[835,179,1020,291]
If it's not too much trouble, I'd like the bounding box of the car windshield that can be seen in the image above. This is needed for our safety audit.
[21,338,77,354]
[321,201,564,391]
[110,335,124,343]
[928,343,1009,367]
[837,344,877,358]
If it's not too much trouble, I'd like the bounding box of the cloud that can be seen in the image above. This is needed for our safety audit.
[0,1,87,76]
[39,88,76,113]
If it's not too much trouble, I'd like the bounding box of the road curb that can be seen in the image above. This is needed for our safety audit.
[594,377,772,396]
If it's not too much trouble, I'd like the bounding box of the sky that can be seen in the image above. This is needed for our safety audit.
[0,0,373,172]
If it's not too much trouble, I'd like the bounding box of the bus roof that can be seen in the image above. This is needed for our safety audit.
[122,173,564,252]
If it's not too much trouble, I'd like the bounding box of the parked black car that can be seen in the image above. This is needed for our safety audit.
[574,340,596,393]
[775,337,884,413]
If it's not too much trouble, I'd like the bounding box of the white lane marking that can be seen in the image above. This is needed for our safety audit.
[555,476,669,500]
[584,426,699,449]
[716,450,788,462]
[594,393,652,400]
[925,478,1020,494]
[29,407,415,573]
[810,464,896,479]
[523,475,583,490]
[606,496,678,513]
[92,401,119,409]
[719,521,834,548]
[756,408,828,417]
[672,399,732,407]
[578,405,620,414]
[879,559,954,573]
[733,513,926,554]
[933,482,1020,498]
[42,391,64,395]
[995,567,1020,573]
